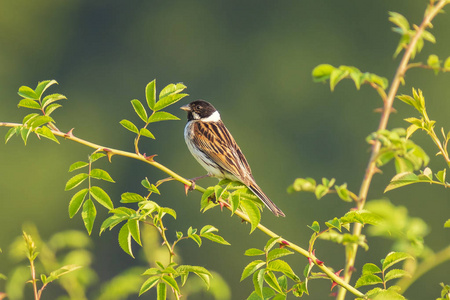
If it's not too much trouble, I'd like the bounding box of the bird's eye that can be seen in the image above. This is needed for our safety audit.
[196,105,201,110]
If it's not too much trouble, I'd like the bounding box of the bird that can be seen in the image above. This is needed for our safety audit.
[180,100,285,217]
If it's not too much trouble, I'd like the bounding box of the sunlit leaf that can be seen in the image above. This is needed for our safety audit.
[120,119,139,134]
[90,186,114,210]
[118,223,134,258]
[65,173,89,191]
[148,111,180,123]
[382,252,414,271]
[82,199,96,235]
[130,99,148,122]
[69,188,88,218]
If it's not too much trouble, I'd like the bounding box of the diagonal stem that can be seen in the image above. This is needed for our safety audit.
[337,1,449,299]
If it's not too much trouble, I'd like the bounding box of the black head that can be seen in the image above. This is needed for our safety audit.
[180,100,218,121]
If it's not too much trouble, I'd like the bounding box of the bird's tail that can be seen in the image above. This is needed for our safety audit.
[248,183,285,217]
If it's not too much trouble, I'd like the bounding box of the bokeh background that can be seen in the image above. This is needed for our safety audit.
[1,0,449,299]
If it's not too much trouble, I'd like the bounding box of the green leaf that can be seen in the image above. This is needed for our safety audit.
[435,169,446,184]
[267,260,299,281]
[252,269,265,297]
[5,127,18,144]
[146,80,156,110]
[308,221,320,233]
[119,119,139,134]
[335,184,353,202]
[264,271,284,294]
[18,99,41,109]
[362,263,382,275]
[82,199,96,235]
[329,68,348,91]
[148,111,180,123]
[160,207,177,219]
[18,86,39,100]
[241,260,265,281]
[230,192,240,215]
[139,128,155,139]
[34,80,58,97]
[139,276,160,296]
[131,99,148,122]
[442,56,450,70]
[162,275,181,294]
[30,115,54,128]
[264,237,280,252]
[240,199,261,233]
[189,233,202,247]
[69,161,89,172]
[159,82,186,99]
[118,223,134,258]
[20,127,32,145]
[355,274,383,288]
[444,219,450,228]
[65,173,89,191]
[200,225,218,235]
[35,126,59,143]
[44,103,62,115]
[201,232,230,245]
[325,217,342,232]
[245,248,265,256]
[382,252,414,271]
[267,248,294,262]
[157,282,166,300]
[90,186,114,210]
[90,168,115,182]
[312,64,335,82]
[385,269,410,282]
[42,93,66,108]
[100,215,126,234]
[69,188,88,218]
[384,172,421,192]
[128,219,142,246]
[44,265,82,283]
[90,152,106,162]
[389,12,410,31]
[121,192,145,203]
[155,93,188,111]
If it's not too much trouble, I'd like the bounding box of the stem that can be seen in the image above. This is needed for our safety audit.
[0,121,365,297]
[29,258,39,300]
[396,245,450,293]
[337,1,449,299]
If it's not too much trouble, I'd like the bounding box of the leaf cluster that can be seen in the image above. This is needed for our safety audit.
[66,152,114,235]
[389,11,436,58]
[201,179,264,232]
[242,237,304,299]
[367,128,429,174]
[355,251,414,300]
[5,80,64,144]
[312,64,388,92]
[288,177,357,202]
[120,80,187,153]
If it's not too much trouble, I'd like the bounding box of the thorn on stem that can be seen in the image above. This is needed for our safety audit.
[143,153,157,161]
[65,128,75,138]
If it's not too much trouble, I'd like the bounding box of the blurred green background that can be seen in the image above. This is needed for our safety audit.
[1,0,449,299]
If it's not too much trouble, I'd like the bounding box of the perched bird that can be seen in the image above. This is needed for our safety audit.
[181,100,285,217]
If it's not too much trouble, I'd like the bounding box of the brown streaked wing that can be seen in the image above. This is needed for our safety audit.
[192,121,252,181]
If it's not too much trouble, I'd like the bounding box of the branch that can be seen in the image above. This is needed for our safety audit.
[337,1,450,299]
[0,121,365,298]
[396,245,450,293]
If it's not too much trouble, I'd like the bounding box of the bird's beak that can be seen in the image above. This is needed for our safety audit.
[180,104,191,111]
